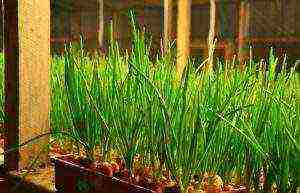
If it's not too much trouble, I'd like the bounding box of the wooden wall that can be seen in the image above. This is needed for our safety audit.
[249,0,300,60]
[144,5,163,42]
[250,0,298,38]
[191,5,210,39]
[26,0,300,59]
[0,5,2,50]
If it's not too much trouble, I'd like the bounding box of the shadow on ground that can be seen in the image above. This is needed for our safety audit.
[0,174,55,193]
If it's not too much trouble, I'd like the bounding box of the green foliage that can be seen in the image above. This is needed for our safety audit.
[50,35,296,193]
[0,12,297,193]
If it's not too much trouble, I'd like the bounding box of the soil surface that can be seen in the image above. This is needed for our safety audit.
[0,136,55,193]
[0,167,55,193]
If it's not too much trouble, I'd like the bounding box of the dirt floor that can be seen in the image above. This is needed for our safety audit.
[0,135,55,193]
[0,167,55,193]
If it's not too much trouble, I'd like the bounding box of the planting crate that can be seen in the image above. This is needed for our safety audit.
[52,156,156,193]
[52,155,247,193]
[220,185,247,193]
[198,185,246,193]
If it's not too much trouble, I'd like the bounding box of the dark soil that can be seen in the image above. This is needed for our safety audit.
[0,167,55,193]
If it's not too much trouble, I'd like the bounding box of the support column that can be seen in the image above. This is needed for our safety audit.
[164,0,173,52]
[4,0,19,171]
[224,40,235,61]
[176,0,191,80]
[221,2,236,61]
[4,0,50,170]
[66,2,72,44]
[238,0,250,68]
[207,0,217,71]
[112,10,119,40]
[98,0,104,48]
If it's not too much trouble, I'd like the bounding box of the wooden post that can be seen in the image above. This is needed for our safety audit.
[164,0,172,52]
[221,2,236,61]
[112,10,118,40]
[98,0,104,48]
[4,0,50,170]
[207,0,217,71]
[64,1,72,44]
[238,0,250,68]
[52,0,59,52]
[224,40,235,61]
[4,0,19,171]
[176,0,191,80]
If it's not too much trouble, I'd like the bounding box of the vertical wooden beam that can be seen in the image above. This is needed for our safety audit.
[51,1,57,52]
[98,0,104,48]
[140,0,145,26]
[221,2,236,61]
[4,0,19,171]
[207,0,217,71]
[238,0,250,68]
[79,4,84,36]
[19,0,50,169]
[0,1,4,50]
[65,2,72,44]
[164,0,172,52]
[176,0,191,80]
[224,40,235,61]
[112,10,118,40]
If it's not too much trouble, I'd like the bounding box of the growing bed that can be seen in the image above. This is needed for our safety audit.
[0,13,298,193]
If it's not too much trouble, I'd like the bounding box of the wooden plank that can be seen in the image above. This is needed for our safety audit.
[112,10,119,40]
[250,37,300,44]
[163,0,173,52]
[190,38,226,49]
[224,40,236,61]
[176,0,192,80]
[238,0,250,68]
[64,0,72,43]
[4,0,19,171]
[98,0,104,48]
[19,0,50,169]
[219,1,237,61]
[207,0,217,71]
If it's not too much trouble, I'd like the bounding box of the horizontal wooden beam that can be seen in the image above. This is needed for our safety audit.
[249,37,300,44]
[190,37,300,49]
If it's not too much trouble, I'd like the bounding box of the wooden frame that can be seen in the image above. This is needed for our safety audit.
[176,0,192,79]
[4,0,50,171]
[4,0,20,171]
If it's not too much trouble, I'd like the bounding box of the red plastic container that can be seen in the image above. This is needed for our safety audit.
[222,184,247,193]
[230,185,247,193]
[203,185,222,193]
[0,177,8,193]
[52,156,157,193]
[52,156,245,193]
